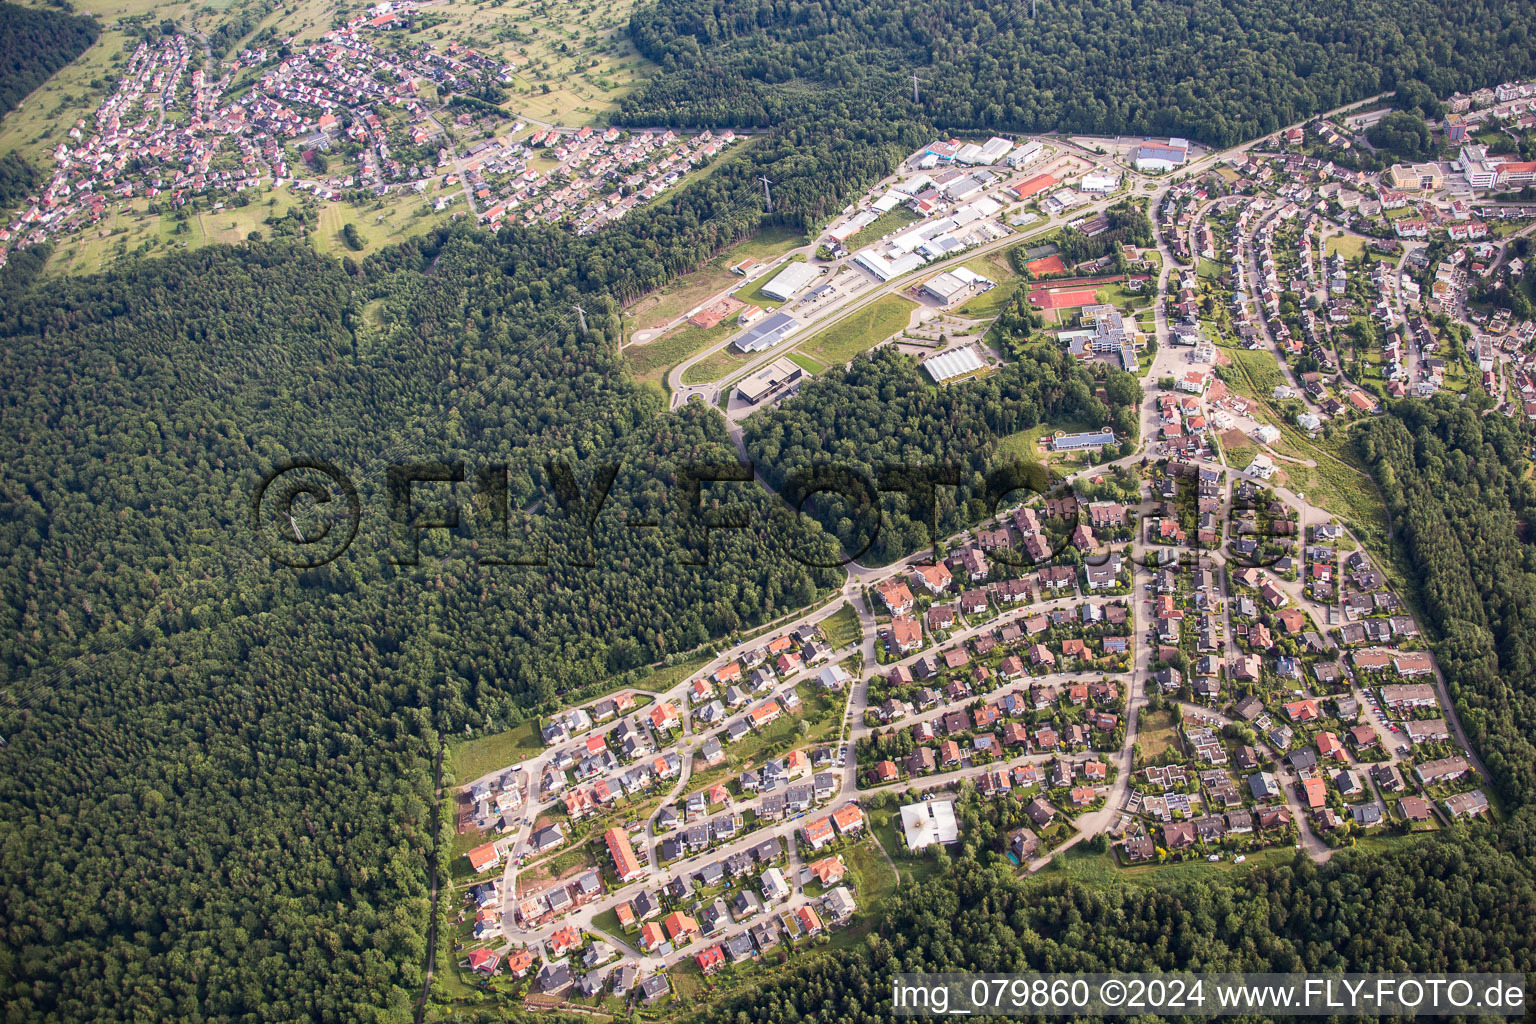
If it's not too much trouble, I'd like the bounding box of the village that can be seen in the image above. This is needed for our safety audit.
[0,2,739,265]
[428,79,1536,1012]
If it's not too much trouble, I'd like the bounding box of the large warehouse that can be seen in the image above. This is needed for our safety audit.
[759,262,820,302]
[733,310,800,353]
[736,357,804,404]
[922,345,985,383]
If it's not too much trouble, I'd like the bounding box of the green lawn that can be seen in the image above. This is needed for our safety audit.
[1047,844,1303,885]
[788,352,828,375]
[868,805,946,888]
[590,906,632,947]
[623,320,738,387]
[448,719,542,784]
[798,295,917,367]
[1325,234,1367,260]
[633,653,715,693]
[681,346,754,386]
[845,206,920,250]
[1136,709,1180,764]
[844,838,899,906]
[995,426,1049,465]
[1217,344,1395,572]
[820,602,863,650]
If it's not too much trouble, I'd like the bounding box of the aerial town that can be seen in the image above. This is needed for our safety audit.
[0,2,739,265]
[436,82,1536,1013]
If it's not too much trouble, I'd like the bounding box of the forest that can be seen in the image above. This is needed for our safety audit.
[1356,396,1536,809]
[740,345,1141,565]
[621,0,1536,146]
[0,1,100,119]
[3,0,1536,1015]
[0,123,888,1016]
[690,826,1536,1024]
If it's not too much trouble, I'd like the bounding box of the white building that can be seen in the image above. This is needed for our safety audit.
[1081,171,1120,193]
[1005,140,1044,167]
[922,346,985,384]
[900,800,960,850]
[759,262,820,302]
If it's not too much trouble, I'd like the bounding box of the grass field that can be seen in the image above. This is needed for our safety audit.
[0,27,133,167]
[40,185,459,276]
[680,346,754,386]
[383,0,654,127]
[624,226,807,331]
[632,653,714,693]
[955,249,1022,318]
[448,719,543,785]
[1135,709,1180,764]
[623,320,738,388]
[1217,344,1391,559]
[1047,844,1302,885]
[819,602,862,650]
[995,426,1048,465]
[844,206,919,251]
[798,295,917,367]
[788,352,827,375]
[869,805,946,888]
[1325,233,1367,260]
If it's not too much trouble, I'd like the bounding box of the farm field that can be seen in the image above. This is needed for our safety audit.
[798,295,918,367]
[625,226,807,331]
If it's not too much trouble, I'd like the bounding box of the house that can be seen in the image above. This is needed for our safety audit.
[1163,821,1197,848]
[641,974,671,1004]
[467,948,501,976]
[900,799,960,849]
[877,580,916,614]
[662,911,699,945]
[801,817,835,850]
[466,842,502,874]
[1443,790,1490,818]
[911,562,953,594]
[808,855,847,886]
[1026,796,1056,827]
[831,803,866,836]
[638,921,666,951]
[823,886,858,924]
[889,616,923,653]
[1123,835,1156,862]
[695,946,727,975]
[1399,796,1433,822]
[1415,756,1470,786]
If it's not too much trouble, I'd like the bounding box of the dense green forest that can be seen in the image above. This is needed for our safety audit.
[741,346,1140,564]
[1357,397,1536,808]
[0,118,895,1016]
[0,2,99,120]
[0,151,38,206]
[622,0,1536,146]
[5,0,1536,1015]
[695,827,1536,1024]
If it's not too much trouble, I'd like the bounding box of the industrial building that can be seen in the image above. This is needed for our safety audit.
[1052,427,1118,452]
[736,357,805,405]
[922,346,986,384]
[759,262,821,302]
[1133,138,1190,173]
[1005,140,1045,167]
[734,311,800,353]
[922,267,994,306]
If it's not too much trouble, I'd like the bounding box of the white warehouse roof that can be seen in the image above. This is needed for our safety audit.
[759,262,820,301]
[922,346,985,383]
